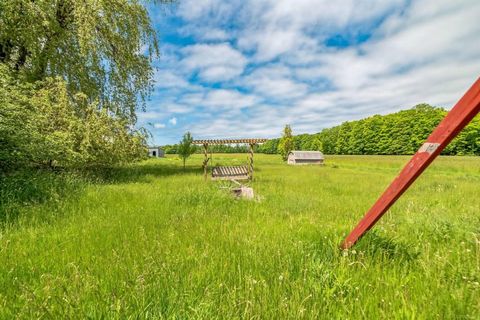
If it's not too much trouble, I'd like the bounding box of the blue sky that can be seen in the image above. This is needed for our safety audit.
[139,0,480,145]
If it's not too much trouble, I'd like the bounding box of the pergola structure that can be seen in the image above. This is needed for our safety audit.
[192,138,268,181]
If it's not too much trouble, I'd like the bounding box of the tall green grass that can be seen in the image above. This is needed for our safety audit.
[0,155,479,318]
[0,169,86,227]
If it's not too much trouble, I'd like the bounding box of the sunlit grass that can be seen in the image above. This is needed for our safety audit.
[0,154,479,318]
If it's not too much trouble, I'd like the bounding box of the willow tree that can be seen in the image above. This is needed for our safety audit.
[0,0,170,122]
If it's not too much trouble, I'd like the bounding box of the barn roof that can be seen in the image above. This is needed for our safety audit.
[289,151,324,159]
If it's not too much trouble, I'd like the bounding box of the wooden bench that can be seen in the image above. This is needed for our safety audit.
[212,165,250,181]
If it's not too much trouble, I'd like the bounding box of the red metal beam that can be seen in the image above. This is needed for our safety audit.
[341,77,480,249]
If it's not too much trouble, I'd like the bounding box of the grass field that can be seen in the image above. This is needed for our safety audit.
[1,154,479,319]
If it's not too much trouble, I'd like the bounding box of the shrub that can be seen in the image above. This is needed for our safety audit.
[0,64,147,172]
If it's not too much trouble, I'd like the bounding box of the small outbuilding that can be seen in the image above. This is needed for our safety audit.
[287,151,324,165]
[148,146,164,158]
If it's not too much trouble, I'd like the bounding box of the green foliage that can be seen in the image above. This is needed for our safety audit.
[166,144,253,155]
[177,132,195,169]
[445,116,480,155]
[0,0,169,173]
[278,124,294,160]
[317,104,478,155]
[0,0,171,121]
[164,105,480,157]
[0,168,85,224]
[163,144,178,154]
[257,104,480,156]
[257,139,280,154]
[203,143,249,153]
[0,64,147,171]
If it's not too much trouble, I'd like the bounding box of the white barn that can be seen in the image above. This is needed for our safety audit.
[287,151,324,165]
[148,146,165,158]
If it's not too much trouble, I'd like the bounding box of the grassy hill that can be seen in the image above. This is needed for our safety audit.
[1,154,479,318]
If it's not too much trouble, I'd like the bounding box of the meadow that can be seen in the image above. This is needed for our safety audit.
[0,154,479,319]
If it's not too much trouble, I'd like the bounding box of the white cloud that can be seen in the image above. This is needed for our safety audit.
[176,88,259,110]
[179,26,230,41]
[202,89,259,109]
[138,111,163,121]
[238,29,311,62]
[164,104,193,114]
[201,28,230,41]
[299,0,480,97]
[169,117,177,125]
[153,123,166,129]
[181,43,247,82]
[241,65,309,99]
[147,0,480,144]
[154,70,189,88]
[234,0,407,61]
[174,1,230,22]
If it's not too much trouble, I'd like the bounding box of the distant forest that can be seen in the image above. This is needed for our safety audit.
[163,104,480,156]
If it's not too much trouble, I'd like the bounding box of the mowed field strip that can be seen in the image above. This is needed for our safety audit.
[1,154,479,318]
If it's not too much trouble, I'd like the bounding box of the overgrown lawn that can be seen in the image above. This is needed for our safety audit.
[0,155,479,318]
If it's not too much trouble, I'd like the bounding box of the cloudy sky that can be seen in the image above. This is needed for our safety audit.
[140,0,480,145]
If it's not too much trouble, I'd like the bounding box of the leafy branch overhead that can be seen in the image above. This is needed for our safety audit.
[0,0,171,122]
[0,0,173,171]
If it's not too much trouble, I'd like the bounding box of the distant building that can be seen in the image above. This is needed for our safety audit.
[287,151,324,165]
[148,146,164,158]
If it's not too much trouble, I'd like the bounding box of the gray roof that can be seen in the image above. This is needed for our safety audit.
[288,150,324,160]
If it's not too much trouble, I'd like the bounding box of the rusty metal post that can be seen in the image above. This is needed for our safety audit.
[341,77,480,249]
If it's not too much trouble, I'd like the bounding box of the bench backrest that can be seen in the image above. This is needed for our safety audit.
[212,165,250,180]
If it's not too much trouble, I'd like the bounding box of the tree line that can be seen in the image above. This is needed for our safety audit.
[165,104,480,156]
[264,104,480,155]
[163,143,250,155]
